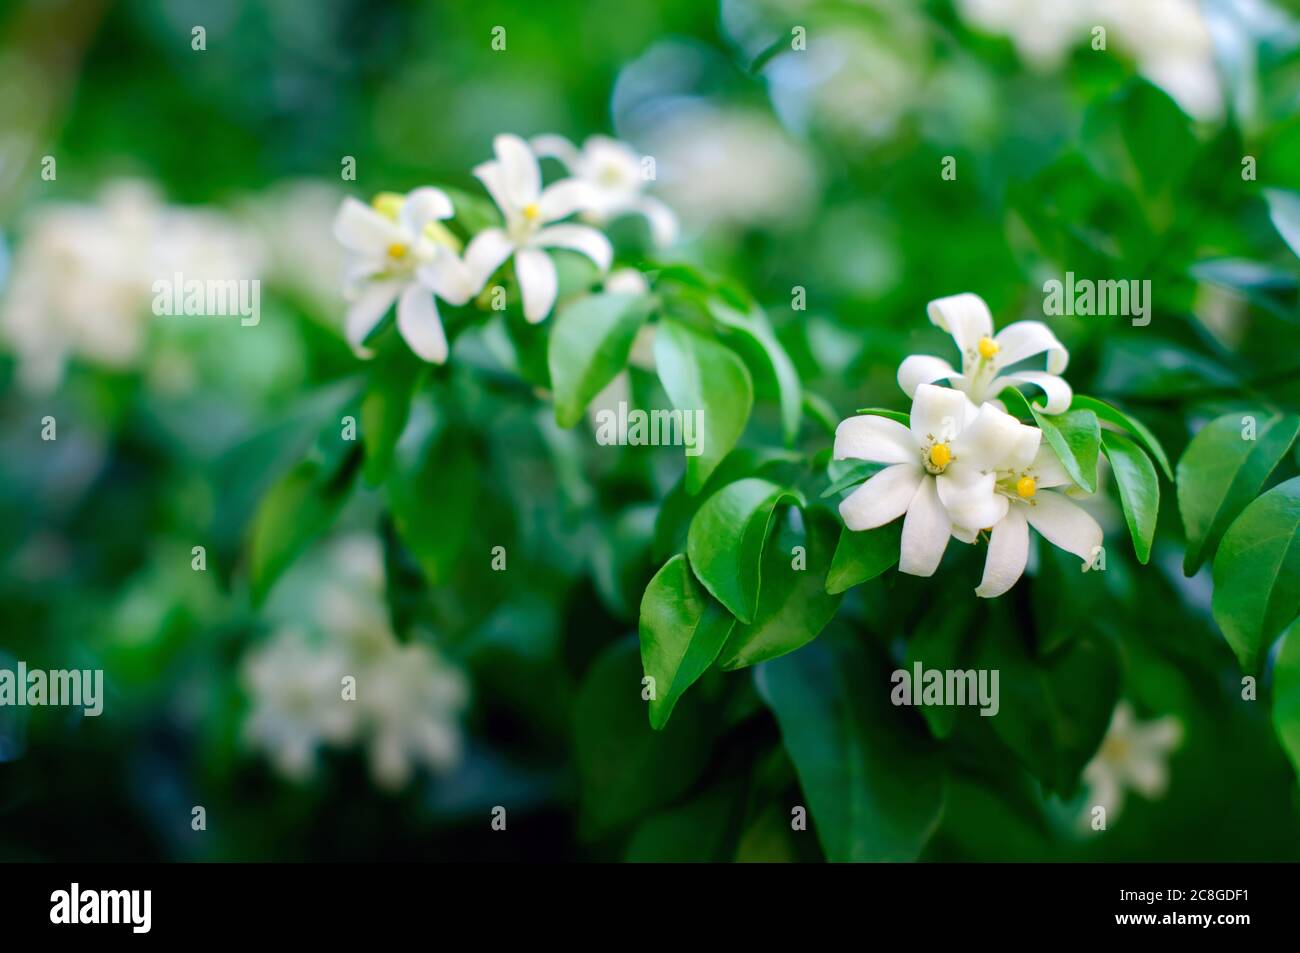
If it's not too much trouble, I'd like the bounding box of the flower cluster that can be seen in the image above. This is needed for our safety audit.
[834,292,1103,597]
[332,133,675,364]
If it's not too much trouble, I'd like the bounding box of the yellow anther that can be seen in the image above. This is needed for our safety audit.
[372,192,405,221]
[522,202,541,221]
[387,242,409,260]
[977,336,1000,360]
[423,220,463,253]
[1016,475,1037,499]
[928,443,952,470]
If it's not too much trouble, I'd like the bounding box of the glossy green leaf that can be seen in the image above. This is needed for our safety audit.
[387,424,478,587]
[548,292,652,428]
[1070,394,1172,480]
[825,520,902,594]
[1271,620,1300,781]
[1036,408,1101,493]
[655,319,754,494]
[820,458,884,499]
[360,345,425,485]
[710,300,802,446]
[686,477,804,624]
[718,508,842,669]
[248,447,362,605]
[638,554,735,730]
[1101,430,1159,564]
[852,407,911,426]
[1178,412,1300,575]
[975,626,1120,796]
[1265,188,1300,260]
[1211,477,1300,672]
[755,635,947,862]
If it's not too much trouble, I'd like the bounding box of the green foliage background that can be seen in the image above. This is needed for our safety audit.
[2,0,1299,861]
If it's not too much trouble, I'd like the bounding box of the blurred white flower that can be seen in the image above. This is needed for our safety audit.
[466,134,612,323]
[243,180,346,321]
[963,443,1104,597]
[0,180,262,391]
[531,134,678,247]
[834,384,1039,576]
[898,293,1072,414]
[639,107,817,233]
[956,0,1222,119]
[1080,701,1183,829]
[242,535,470,789]
[242,627,358,781]
[333,187,476,363]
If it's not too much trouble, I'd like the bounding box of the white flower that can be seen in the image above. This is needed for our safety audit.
[465,134,612,323]
[333,187,475,363]
[241,627,359,781]
[964,443,1105,597]
[1079,701,1183,829]
[531,134,678,247]
[833,383,1040,576]
[898,292,1072,414]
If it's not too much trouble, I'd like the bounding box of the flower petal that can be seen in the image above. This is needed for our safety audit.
[398,187,454,235]
[927,293,993,364]
[899,476,951,576]
[1025,490,1103,565]
[633,195,679,247]
[464,228,515,286]
[991,369,1072,415]
[334,197,402,255]
[397,284,449,364]
[936,463,1008,531]
[953,402,1041,471]
[472,160,514,216]
[833,414,916,464]
[493,133,541,207]
[897,354,960,399]
[532,223,612,271]
[538,178,601,222]
[345,280,401,349]
[516,247,558,323]
[1028,443,1072,488]
[910,382,975,446]
[530,133,582,169]
[417,249,479,306]
[993,320,1069,374]
[975,506,1029,598]
[838,463,922,531]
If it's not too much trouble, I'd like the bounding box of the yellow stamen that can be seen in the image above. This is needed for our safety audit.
[372,192,404,221]
[928,443,952,470]
[422,220,463,253]
[1016,476,1037,499]
[522,202,541,221]
[387,242,409,260]
[977,336,1000,360]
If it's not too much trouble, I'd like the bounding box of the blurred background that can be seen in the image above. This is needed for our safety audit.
[2,0,1299,861]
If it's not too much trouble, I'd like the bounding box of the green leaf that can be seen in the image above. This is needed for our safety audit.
[1211,477,1300,672]
[655,319,754,494]
[1036,408,1101,493]
[1265,188,1300,261]
[904,599,978,740]
[360,345,425,485]
[710,301,802,446]
[548,292,652,428]
[755,635,947,862]
[825,520,902,593]
[1178,412,1300,575]
[718,508,843,670]
[820,458,884,499]
[638,554,736,730]
[1070,394,1172,481]
[852,407,911,426]
[1271,620,1300,781]
[248,447,362,604]
[1101,431,1159,564]
[686,478,804,624]
[387,423,477,586]
[574,639,712,836]
[974,626,1120,796]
